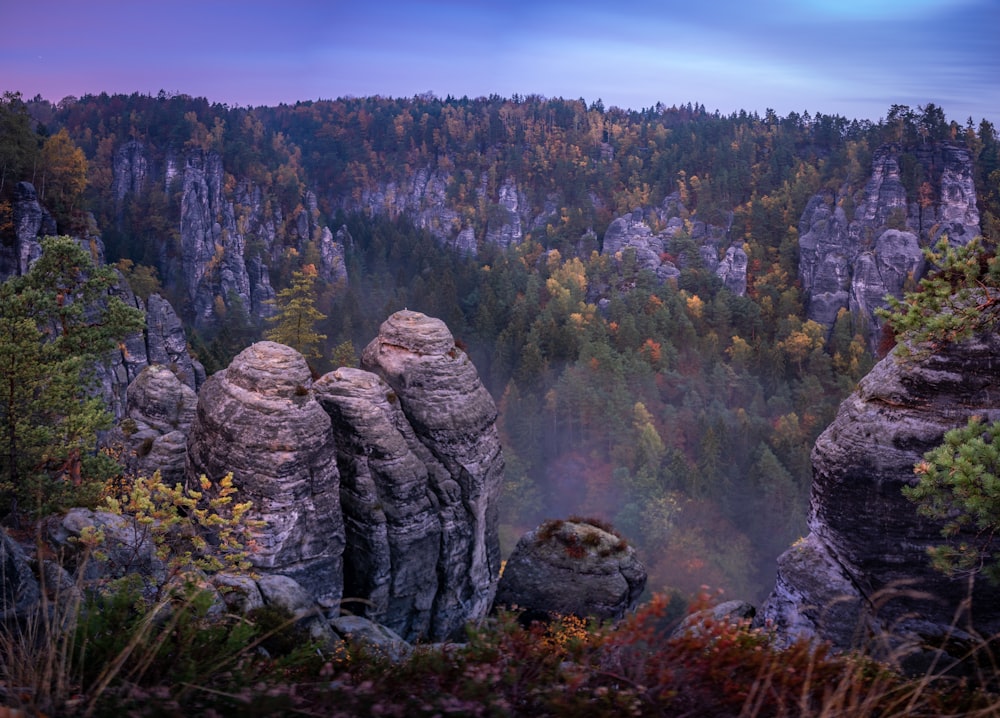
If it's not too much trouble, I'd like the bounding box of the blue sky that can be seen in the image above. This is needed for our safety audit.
[3,0,998,124]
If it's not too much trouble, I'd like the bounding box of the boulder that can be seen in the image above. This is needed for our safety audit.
[330,615,413,662]
[185,341,344,609]
[674,599,756,638]
[494,518,647,622]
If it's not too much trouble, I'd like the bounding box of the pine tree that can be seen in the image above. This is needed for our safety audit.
[0,236,146,519]
[264,264,328,362]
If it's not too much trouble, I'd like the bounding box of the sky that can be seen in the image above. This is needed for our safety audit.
[3,0,998,125]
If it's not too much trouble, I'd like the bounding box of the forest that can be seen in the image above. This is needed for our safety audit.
[2,89,1000,603]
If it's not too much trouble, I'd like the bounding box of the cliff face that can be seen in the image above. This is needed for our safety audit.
[178,311,504,641]
[799,142,981,341]
[0,182,54,281]
[759,331,1000,657]
[599,195,745,293]
[111,141,351,327]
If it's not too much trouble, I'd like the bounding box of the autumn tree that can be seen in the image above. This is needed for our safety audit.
[264,263,328,362]
[0,236,146,519]
[37,128,88,231]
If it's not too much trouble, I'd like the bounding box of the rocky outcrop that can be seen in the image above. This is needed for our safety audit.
[185,341,345,608]
[799,142,981,340]
[484,177,528,249]
[111,142,353,328]
[313,367,442,640]
[602,210,681,283]
[598,197,743,293]
[758,331,1000,658]
[360,310,505,638]
[0,529,40,620]
[124,364,198,485]
[179,312,504,641]
[494,518,647,622]
[99,280,206,420]
[0,181,54,281]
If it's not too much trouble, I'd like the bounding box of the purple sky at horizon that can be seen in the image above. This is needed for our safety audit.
[3,0,998,125]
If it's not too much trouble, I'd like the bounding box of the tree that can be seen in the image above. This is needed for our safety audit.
[881,237,1000,581]
[37,129,88,230]
[905,418,1000,582]
[0,236,146,519]
[0,91,39,195]
[264,263,327,362]
[879,237,1000,356]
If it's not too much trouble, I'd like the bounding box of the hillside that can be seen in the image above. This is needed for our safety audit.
[2,91,999,601]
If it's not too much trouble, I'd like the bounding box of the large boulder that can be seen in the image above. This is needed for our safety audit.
[360,310,505,638]
[758,331,1000,657]
[494,518,647,622]
[185,341,344,608]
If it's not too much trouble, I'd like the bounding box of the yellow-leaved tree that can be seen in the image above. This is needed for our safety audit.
[264,263,327,362]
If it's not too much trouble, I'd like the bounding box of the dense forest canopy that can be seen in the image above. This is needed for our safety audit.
[2,89,999,601]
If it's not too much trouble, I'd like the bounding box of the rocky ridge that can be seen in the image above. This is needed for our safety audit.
[111,141,352,327]
[798,142,981,342]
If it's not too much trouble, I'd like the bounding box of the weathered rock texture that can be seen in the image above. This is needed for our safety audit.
[179,312,504,641]
[359,310,505,638]
[185,341,345,608]
[494,519,647,622]
[2,181,205,418]
[799,142,981,341]
[111,141,354,328]
[313,367,442,639]
[598,196,743,293]
[0,182,53,281]
[124,364,198,485]
[759,331,1000,657]
[0,528,40,620]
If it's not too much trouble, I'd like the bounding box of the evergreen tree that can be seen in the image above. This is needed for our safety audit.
[264,263,328,363]
[0,236,146,519]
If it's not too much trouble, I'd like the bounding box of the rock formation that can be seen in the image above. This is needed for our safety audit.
[110,141,355,329]
[798,142,981,341]
[175,312,504,641]
[313,367,443,640]
[598,197,743,294]
[0,529,40,621]
[759,331,1000,659]
[0,182,53,281]
[124,364,198,485]
[359,310,505,638]
[494,518,647,622]
[185,341,345,608]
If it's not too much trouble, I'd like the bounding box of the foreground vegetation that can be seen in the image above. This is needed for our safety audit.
[3,583,1000,717]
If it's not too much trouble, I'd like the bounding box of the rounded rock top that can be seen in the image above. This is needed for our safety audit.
[376,310,455,355]
[227,341,312,397]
